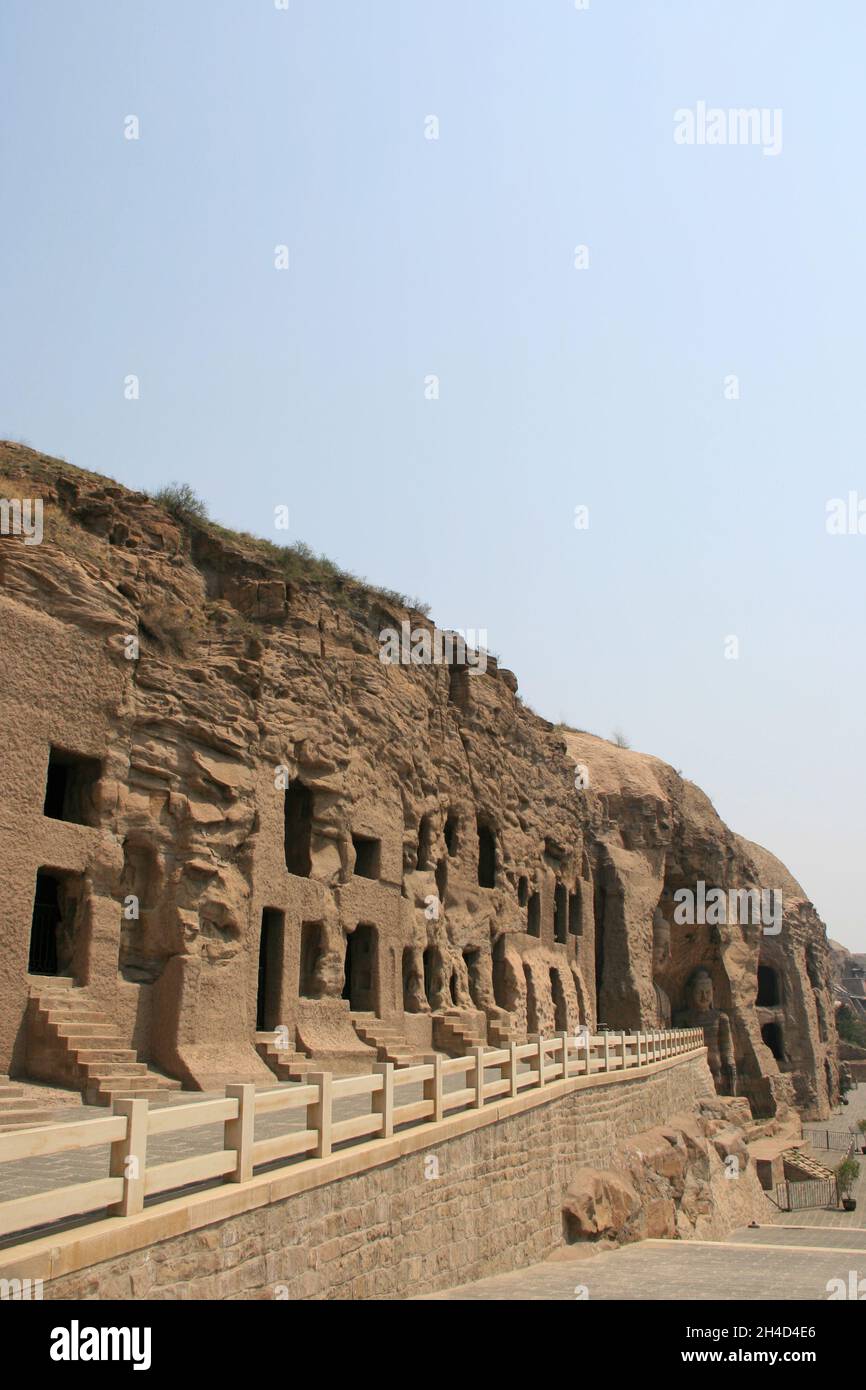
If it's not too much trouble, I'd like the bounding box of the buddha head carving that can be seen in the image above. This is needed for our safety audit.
[686,966,714,1014]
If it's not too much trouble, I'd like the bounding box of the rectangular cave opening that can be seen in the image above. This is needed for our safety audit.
[43,746,102,826]
[527,891,541,937]
[554,882,568,944]
[256,908,285,1031]
[352,835,381,880]
[568,885,582,935]
[477,819,496,888]
[29,868,80,976]
[284,779,312,878]
[342,923,377,1014]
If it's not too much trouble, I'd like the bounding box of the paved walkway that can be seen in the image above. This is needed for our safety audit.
[421,1086,866,1300]
[419,1230,866,1301]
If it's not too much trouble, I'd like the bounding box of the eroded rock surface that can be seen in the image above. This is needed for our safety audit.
[0,444,839,1112]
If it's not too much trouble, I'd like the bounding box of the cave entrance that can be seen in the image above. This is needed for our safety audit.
[568,884,582,936]
[554,883,568,944]
[284,779,312,878]
[527,892,541,938]
[43,747,101,826]
[28,870,63,975]
[550,968,568,1032]
[477,820,496,888]
[761,1021,786,1063]
[256,908,284,1031]
[423,946,437,1005]
[757,964,781,1007]
[342,923,377,1014]
[524,964,539,1035]
[352,835,380,880]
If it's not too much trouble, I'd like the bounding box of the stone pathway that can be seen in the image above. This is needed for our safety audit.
[419,1229,866,1301]
[421,1087,866,1300]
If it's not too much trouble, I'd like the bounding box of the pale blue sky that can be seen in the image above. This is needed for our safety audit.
[1,1,864,950]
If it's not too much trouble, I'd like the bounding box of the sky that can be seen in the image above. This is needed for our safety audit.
[1,1,864,951]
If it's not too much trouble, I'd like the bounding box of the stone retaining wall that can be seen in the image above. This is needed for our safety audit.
[39,1053,724,1300]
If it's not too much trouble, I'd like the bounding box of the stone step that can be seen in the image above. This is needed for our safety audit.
[90,1077,181,1104]
[73,1048,139,1065]
[40,1006,111,1028]
[54,1026,121,1042]
[0,1097,44,1111]
[0,1113,55,1131]
[81,1061,148,1078]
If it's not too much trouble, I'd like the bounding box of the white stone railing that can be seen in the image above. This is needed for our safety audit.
[0,1027,704,1244]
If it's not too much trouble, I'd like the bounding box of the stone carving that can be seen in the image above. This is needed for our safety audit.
[311,945,344,1000]
[652,907,672,1028]
[675,968,737,1097]
[402,948,429,1013]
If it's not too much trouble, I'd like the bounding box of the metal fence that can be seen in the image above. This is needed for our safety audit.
[774,1177,838,1211]
[803,1127,857,1154]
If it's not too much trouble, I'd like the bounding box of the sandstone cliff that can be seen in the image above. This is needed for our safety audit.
[0,443,838,1118]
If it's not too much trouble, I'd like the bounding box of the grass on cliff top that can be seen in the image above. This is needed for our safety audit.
[151,482,431,618]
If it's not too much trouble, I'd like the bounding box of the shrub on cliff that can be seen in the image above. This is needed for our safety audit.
[152,482,209,521]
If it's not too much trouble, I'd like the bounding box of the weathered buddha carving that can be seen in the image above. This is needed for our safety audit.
[311,946,344,999]
[402,947,429,1013]
[674,967,737,1096]
[652,908,672,1028]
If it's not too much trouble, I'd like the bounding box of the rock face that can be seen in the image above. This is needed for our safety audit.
[561,1098,768,1246]
[0,444,838,1114]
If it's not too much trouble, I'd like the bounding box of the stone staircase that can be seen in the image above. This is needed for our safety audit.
[433,1010,489,1057]
[254,1032,315,1081]
[487,1013,522,1048]
[0,1077,54,1132]
[28,980,182,1107]
[350,1013,430,1066]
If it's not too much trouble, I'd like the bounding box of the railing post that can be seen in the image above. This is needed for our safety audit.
[621,1030,628,1071]
[110,1097,148,1217]
[603,1032,610,1073]
[507,1041,519,1097]
[424,1053,444,1121]
[308,1070,333,1157]
[225,1083,255,1183]
[472,1046,486,1108]
[373,1061,395,1138]
[557,1031,571,1079]
[537,1035,546,1087]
